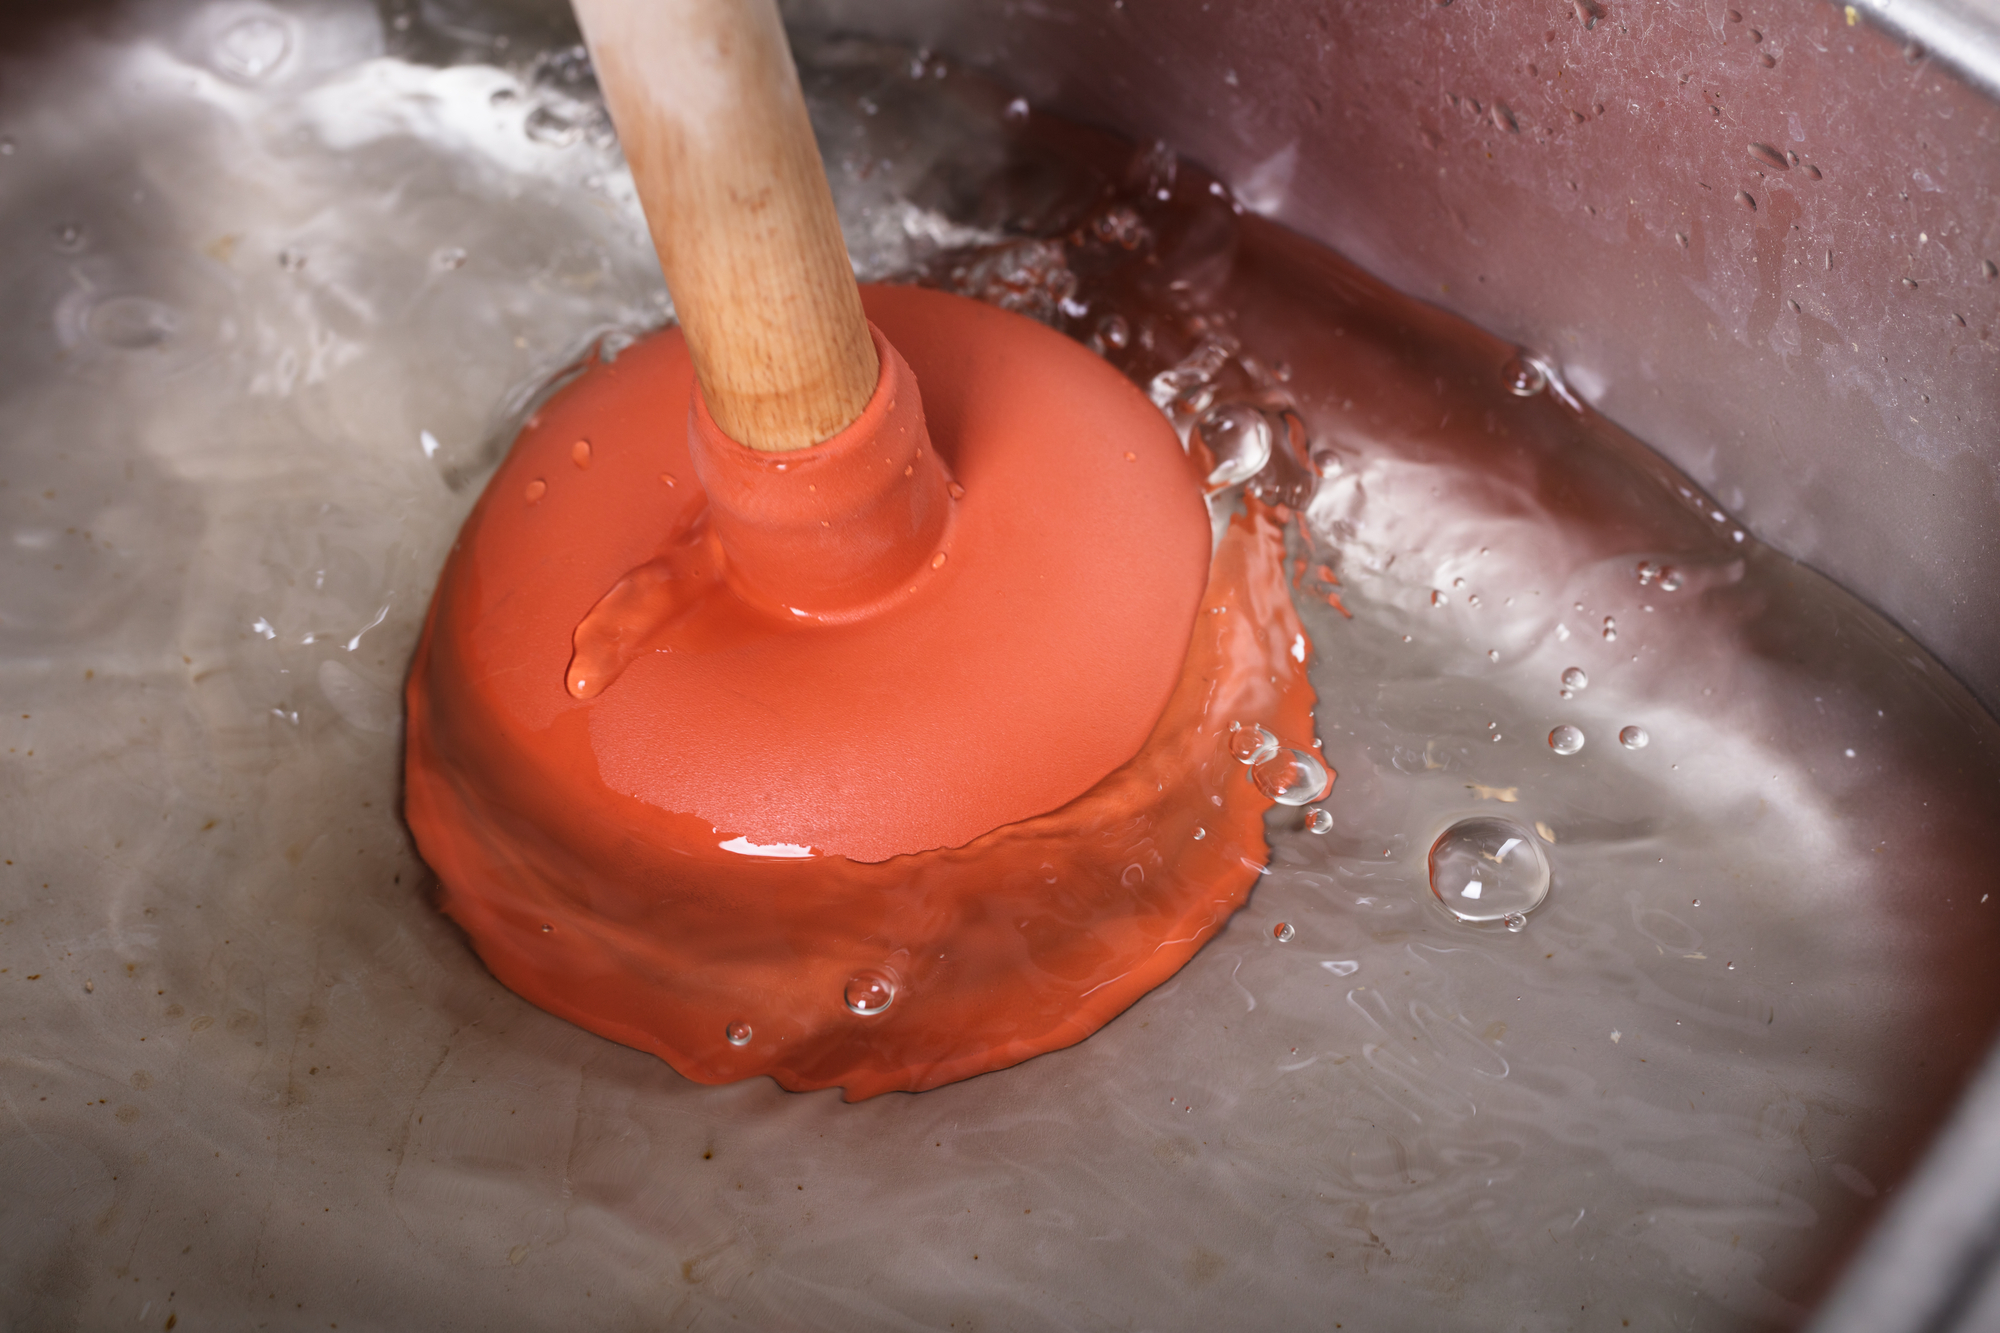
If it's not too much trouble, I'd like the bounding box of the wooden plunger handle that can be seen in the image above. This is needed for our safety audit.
[572,0,879,453]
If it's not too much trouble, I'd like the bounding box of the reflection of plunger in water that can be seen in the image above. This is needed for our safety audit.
[402,0,1326,1100]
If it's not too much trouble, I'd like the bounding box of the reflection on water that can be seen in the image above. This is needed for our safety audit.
[1,2,1997,1330]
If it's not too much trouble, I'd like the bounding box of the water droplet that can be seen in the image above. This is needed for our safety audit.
[1726,7,1742,19]
[725,1021,752,1046]
[540,922,553,933]
[1549,724,1585,755]
[1468,594,1482,607]
[1561,666,1589,691]
[1805,164,1824,180]
[1504,912,1528,932]
[571,438,592,469]
[1197,402,1274,487]
[1984,259,1998,279]
[1252,748,1331,805]
[1431,590,1447,607]
[525,104,582,147]
[1500,354,1546,396]
[1636,559,1658,585]
[1748,142,1788,171]
[1620,725,1650,749]
[1736,189,1757,211]
[1192,827,1206,840]
[1004,96,1030,121]
[1305,807,1332,834]
[844,968,898,1015]
[1602,616,1618,642]
[1486,648,1499,662]
[52,221,84,251]
[433,246,467,271]
[1659,568,1684,592]
[524,478,547,504]
[1272,921,1296,942]
[1228,724,1280,765]
[1428,817,1552,924]
[1758,52,1777,68]
[86,295,179,350]
[1491,102,1518,134]
[214,14,291,81]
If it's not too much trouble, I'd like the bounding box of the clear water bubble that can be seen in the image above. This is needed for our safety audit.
[1305,806,1332,834]
[213,15,291,81]
[1501,355,1547,396]
[1272,921,1295,942]
[1620,725,1650,749]
[1659,568,1684,592]
[1549,724,1585,755]
[86,296,179,350]
[1602,616,1618,642]
[725,1021,752,1046]
[1228,724,1280,765]
[1561,666,1589,691]
[844,968,898,1015]
[1252,748,1331,805]
[1197,403,1274,487]
[1428,817,1552,924]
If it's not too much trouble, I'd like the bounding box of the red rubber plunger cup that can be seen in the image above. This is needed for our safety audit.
[403,0,1323,1098]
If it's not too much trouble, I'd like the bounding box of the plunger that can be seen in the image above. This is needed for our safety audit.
[404,0,1325,1099]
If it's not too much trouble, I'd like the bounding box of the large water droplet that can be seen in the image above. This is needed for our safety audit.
[1501,355,1547,396]
[725,1021,752,1046]
[1620,725,1650,749]
[1561,666,1589,691]
[1197,402,1274,487]
[1252,747,1331,805]
[1228,724,1279,765]
[86,295,179,350]
[214,15,291,81]
[844,968,898,1015]
[1428,817,1552,923]
[1549,724,1585,755]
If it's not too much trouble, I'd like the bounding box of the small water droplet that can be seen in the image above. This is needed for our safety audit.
[1486,648,1499,662]
[1431,589,1446,607]
[1429,816,1552,924]
[1805,164,1823,180]
[432,246,467,271]
[524,478,546,504]
[1636,559,1658,585]
[52,221,84,251]
[1549,724,1585,755]
[1659,568,1684,592]
[1491,102,1519,133]
[1736,189,1757,211]
[1273,921,1296,943]
[1500,354,1547,396]
[540,922,553,933]
[1561,666,1589,691]
[1229,724,1280,765]
[844,968,898,1015]
[214,14,291,81]
[1726,961,1736,970]
[1197,402,1275,487]
[725,1021,752,1046]
[1620,725,1650,749]
[571,438,592,469]
[1305,807,1333,834]
[1468,594,1482,607]
[1252,748,1332,805]
[1602,616,1618,642]
[1004,96,1030,121]
[1748,142,1788,170]
[1758,51,1777,67]
[1192,827,1207,840]
[1504,912,1528,932]
[1984,259,1998,279]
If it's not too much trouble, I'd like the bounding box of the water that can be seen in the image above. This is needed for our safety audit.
[1560,665,1588,690]
[843,968,898,1016]
[1427,816,1553,924]
[1251,747,1331,805]
[3,5,1999,1332]
[1548,723,1586,755]
[1620,724,1651,749]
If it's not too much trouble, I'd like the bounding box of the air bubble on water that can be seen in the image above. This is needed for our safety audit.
[1428,817,1552,924]
[1197,402,1274,487]
[844,968,898,1015]
[53,221,84,251]
[1252,748,1331,805]
[1272,922,1295,943]
[1602,616,1618,642]
[1228,724,1280,765]
[725,1021,752,1046]
[525,104,582,147]
[1305,807,1332,834]
[1659,568,1684,592]
[1549,724,1585,755]
[214,14,291,81]
[1501,354,1547,396]
[1621,725,1650,749]
[1561,666,1588,691]
[87,296,179,350]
